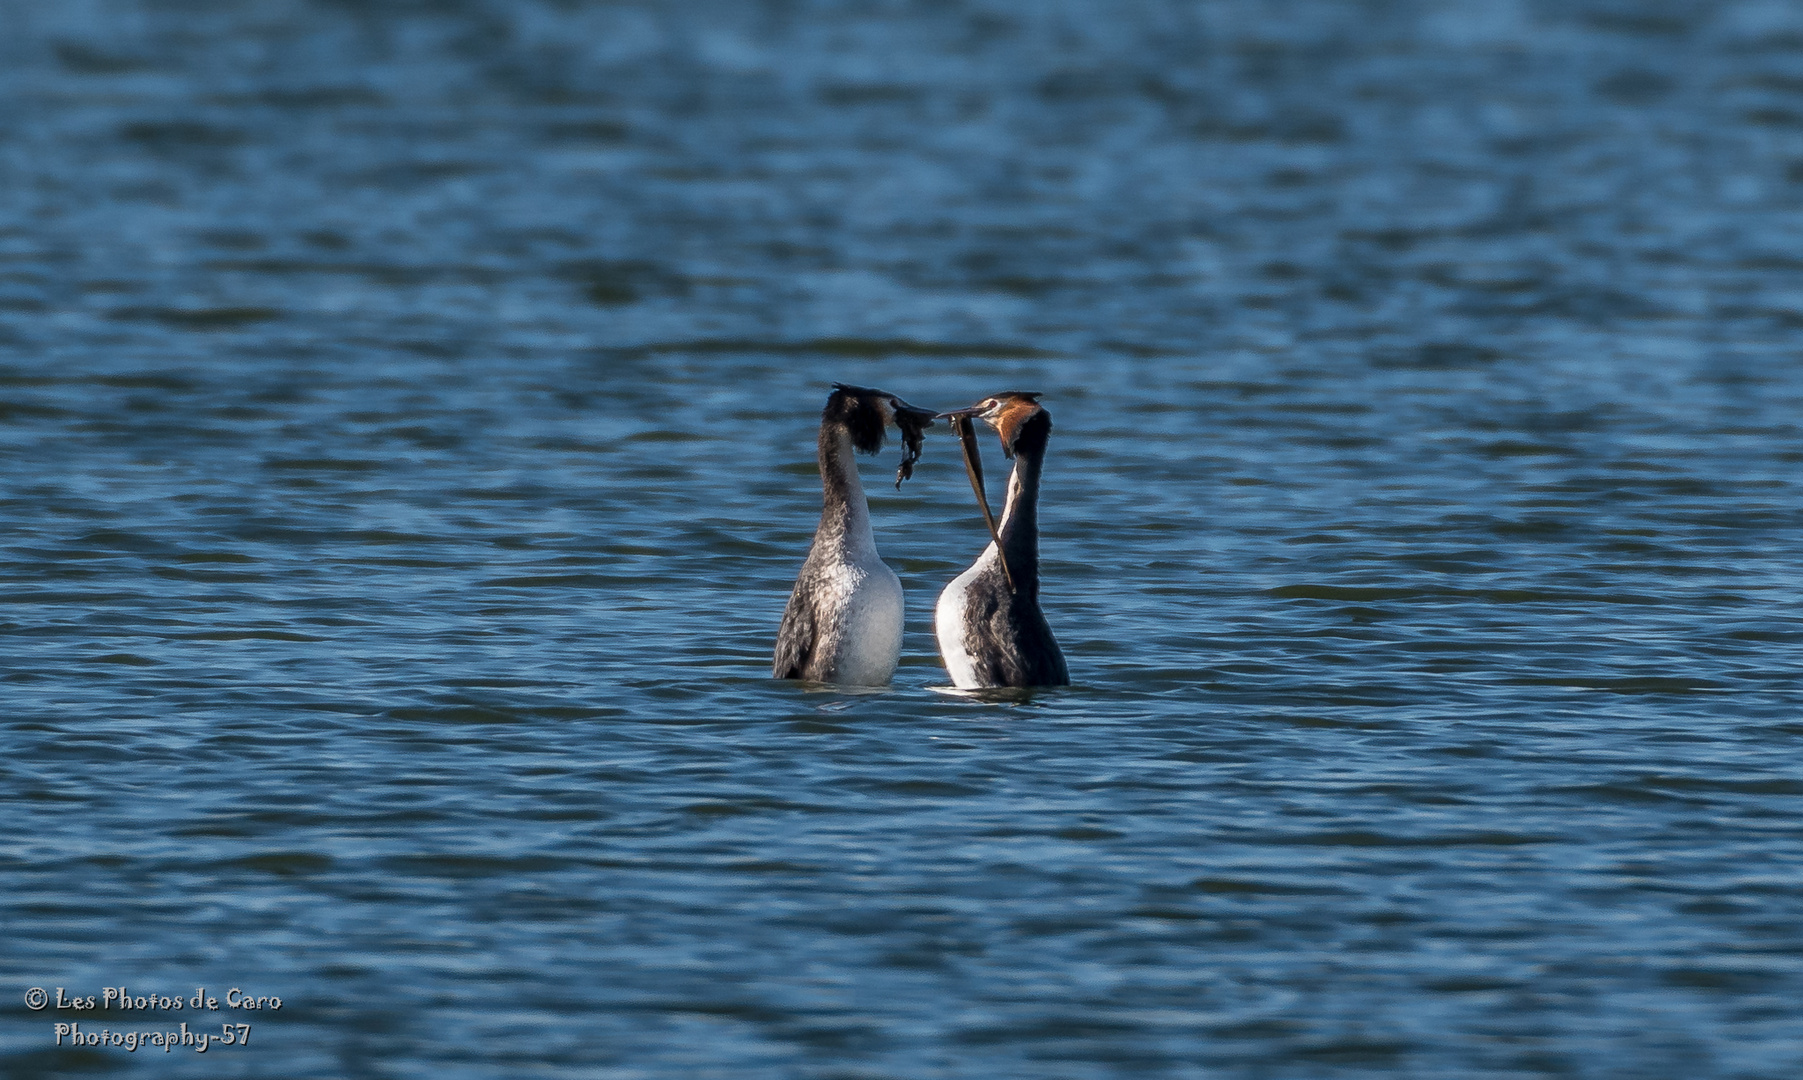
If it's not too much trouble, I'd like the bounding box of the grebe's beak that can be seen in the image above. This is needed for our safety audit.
[890,399,938,427]
[936,408,1013,591]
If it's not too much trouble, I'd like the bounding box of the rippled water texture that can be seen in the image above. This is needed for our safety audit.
[4,0,1803,1076]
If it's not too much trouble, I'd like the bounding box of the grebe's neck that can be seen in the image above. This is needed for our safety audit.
[995,410,1050,593]
[817,425,876,556]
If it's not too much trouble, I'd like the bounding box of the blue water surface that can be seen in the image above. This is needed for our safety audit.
[3,0,1803,1077]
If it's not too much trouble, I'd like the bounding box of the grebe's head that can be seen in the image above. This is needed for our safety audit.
[827,383,937,486]
[824,384,893,454]
[937,391,1045,459]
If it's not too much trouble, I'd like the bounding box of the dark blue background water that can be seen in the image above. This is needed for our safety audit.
[4,0,1803,1076]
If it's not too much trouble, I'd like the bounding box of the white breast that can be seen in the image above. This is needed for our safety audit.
[934,549,992,689]
[825,549,904,686]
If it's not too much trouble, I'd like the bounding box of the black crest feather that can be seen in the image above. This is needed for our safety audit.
[826,385,888,455]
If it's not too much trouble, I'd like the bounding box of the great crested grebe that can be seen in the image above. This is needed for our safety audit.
[773,384,934,686]
[935,392,1069,688]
